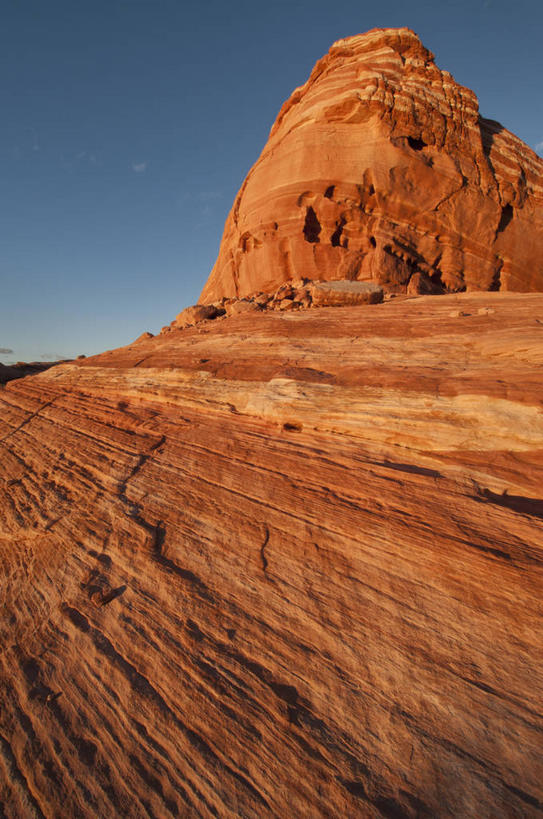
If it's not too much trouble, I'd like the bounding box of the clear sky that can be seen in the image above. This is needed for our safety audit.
[1,0,542,363]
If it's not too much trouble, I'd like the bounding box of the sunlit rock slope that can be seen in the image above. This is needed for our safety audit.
[1,292,542,817]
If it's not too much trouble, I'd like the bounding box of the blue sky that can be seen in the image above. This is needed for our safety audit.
[1,0,542,363]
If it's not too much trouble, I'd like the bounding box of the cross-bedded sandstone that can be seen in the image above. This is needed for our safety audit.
[1,292,542,817]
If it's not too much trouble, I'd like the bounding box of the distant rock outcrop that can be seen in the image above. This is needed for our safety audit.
[0,360,67,385]
[201,28,543,302]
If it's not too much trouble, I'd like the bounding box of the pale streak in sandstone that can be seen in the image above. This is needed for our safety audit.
[201,28,543,302]
[0,292,542,817]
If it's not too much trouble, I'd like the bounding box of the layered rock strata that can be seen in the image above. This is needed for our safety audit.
[1,292,542,817]
[201,28,543,302]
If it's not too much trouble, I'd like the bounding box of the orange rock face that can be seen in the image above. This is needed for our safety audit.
[201,28,543,302]
[1,292,542,816]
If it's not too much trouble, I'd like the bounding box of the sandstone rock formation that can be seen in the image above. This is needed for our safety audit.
[1,292,542,817]
[0,360,68,385]
[201,28,543,302]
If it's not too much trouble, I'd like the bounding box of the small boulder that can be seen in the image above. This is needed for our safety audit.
[310,280,383,307]
[254,293,272,306]
[406,272,443,296]
[134,332,154,343]
[175,304,219,328]
[225,300,261,316]
[275,284,295,299]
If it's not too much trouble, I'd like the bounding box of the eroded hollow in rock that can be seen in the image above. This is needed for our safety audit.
[331,217,347,247]
[407,136,428,151]
[490,261,503,291]
[497,204,514,234]
[303,207,321,243]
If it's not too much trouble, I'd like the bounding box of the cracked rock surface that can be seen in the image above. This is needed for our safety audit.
[1,292,542,817]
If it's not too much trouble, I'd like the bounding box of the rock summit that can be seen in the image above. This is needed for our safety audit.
[201,28,543,303]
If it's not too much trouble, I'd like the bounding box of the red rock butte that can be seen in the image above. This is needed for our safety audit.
[1,27,543,819]
[201,27,543,303]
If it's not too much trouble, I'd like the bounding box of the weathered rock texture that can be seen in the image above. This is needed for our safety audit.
[201,28,543,302]
[1,292,542,817]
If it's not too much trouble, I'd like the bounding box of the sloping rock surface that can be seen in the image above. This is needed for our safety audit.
[1,293,542,817]
[201,28,543,302]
